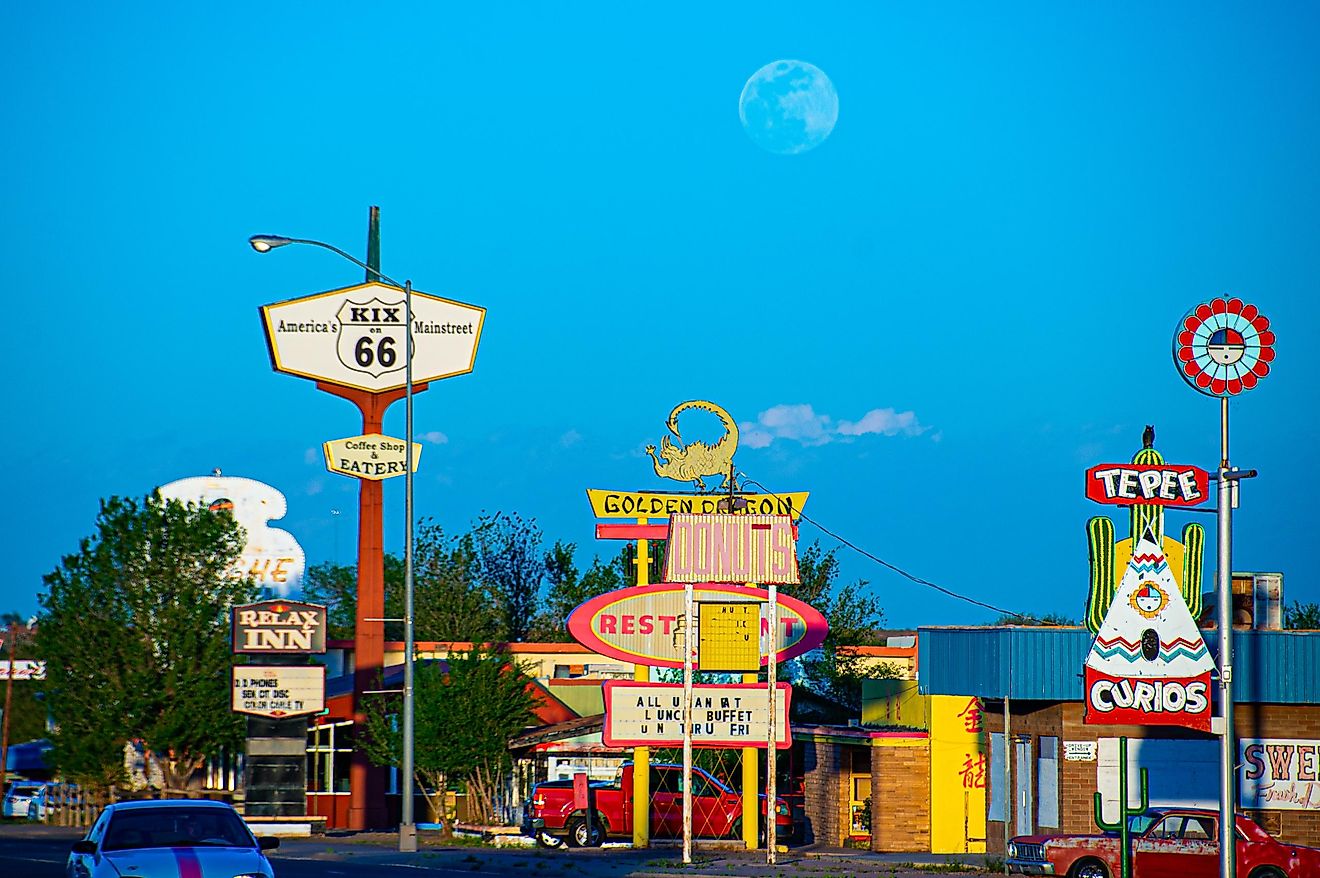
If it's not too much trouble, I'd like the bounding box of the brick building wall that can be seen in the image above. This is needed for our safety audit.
[982,700,1320,852]
[870,742,931,852]
[800,739,850,846]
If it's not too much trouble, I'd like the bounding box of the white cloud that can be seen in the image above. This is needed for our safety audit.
[419,431,449,445]
[837,407,927,438]
[304,448,320,465]
[740,403,929,448]
[560,429,583,448]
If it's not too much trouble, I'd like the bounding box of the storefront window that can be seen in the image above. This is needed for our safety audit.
[850,775,872,835]
[307,721,354,795]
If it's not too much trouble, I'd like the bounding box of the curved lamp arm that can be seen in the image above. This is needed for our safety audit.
[248,234,406,289]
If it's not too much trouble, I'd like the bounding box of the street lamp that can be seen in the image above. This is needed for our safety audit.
[250,233,419,853]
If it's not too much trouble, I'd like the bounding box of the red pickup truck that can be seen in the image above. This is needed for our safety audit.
[522,762,792,848]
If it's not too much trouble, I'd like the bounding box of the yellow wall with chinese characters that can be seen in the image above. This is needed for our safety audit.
[928,694,987,854]
[863,682,986,854]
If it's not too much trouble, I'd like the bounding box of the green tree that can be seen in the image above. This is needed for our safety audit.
[37,493,257,790]
[994,612,1078,626]
[405,521,499,643]
[472,512,545,642]
[781,541,892,710]
[361,648,535,830]
[1285,601,1320,630]
[528,542,626,642]
[301,562,358,640]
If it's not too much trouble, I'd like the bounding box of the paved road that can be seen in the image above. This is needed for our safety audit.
[0,822,992,878]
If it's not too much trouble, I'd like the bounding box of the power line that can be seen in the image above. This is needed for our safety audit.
[739,475,1031,621]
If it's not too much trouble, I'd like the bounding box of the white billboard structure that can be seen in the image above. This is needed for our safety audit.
[159,475,306,598]
[260,282,485,393]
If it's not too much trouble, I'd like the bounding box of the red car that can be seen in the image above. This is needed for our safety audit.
[1007,807,1320,878]
[523,762,792,848]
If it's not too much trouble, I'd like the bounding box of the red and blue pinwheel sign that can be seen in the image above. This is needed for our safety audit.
[1173,297,1275,397]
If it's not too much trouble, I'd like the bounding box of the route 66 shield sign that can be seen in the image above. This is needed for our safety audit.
[260,282,485,393]
[336,297,407,378]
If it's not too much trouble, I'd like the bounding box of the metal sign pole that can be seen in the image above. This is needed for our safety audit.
[766,582,778,866]
[400,279,417,852]
[1217,397,1235,878]
[682,577,694,865]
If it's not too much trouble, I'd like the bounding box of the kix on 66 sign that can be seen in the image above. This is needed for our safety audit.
[260,281,486,393]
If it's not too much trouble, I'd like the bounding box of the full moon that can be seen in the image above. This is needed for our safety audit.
[738,59,838,155]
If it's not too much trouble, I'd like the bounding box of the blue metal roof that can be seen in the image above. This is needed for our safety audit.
[917,627,1320,703]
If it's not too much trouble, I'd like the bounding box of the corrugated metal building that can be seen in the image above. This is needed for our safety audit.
[918,626,1320,851]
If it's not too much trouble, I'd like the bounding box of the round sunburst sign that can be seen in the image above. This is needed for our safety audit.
[1174,297,1275,397]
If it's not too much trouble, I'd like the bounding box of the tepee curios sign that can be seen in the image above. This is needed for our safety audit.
[1084,528,1215,731]
[260,282,486,393]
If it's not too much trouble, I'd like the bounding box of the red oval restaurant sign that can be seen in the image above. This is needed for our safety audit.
[567,583,828,668]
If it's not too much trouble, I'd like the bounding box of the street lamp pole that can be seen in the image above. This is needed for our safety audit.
[249,232,418,852]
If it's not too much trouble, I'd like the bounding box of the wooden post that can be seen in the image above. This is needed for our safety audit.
[0,622,15,789]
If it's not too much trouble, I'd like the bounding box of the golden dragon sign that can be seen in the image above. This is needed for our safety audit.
[644,400,738,491]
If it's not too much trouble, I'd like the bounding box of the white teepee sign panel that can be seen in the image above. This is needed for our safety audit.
[1084,529,1215,731]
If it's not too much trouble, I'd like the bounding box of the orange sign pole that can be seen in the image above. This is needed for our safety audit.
[315,381,428,830]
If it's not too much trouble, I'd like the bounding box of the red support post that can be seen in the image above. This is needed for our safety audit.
[316,380,428,831]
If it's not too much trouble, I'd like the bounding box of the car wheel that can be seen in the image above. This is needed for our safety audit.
[567,817,604,848]
[1069,859,1109,878]
[1248,869,1286,878]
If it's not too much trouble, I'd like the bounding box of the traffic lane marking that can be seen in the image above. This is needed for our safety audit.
[272,857,511,876]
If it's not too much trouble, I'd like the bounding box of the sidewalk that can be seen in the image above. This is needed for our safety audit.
[276,832,998,877]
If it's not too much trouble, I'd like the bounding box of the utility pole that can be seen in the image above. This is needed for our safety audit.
[0,621,18,785]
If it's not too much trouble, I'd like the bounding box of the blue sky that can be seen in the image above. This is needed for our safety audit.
[4,3,1317,627]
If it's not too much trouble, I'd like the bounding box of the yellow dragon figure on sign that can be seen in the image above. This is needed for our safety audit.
[645,400,739,491]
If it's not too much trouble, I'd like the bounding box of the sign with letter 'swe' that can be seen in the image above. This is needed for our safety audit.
[602,682,791,749]
[1240,738,1320,811]
[231,666,326,718]
[260,282,485,394]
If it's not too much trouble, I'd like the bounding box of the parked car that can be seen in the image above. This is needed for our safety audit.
[1007,807,1320,877]
[2,780,53,819]
[27,783,84,822]
[523,761,792,848]
[67,799,279,878]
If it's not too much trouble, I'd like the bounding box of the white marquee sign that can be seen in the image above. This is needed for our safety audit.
[231,665,326,718]
[602,681,791,749]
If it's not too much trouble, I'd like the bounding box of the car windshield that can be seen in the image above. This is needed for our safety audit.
[103,807,255,851]
[1127,813,1160,835]
[9,784,44,797]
